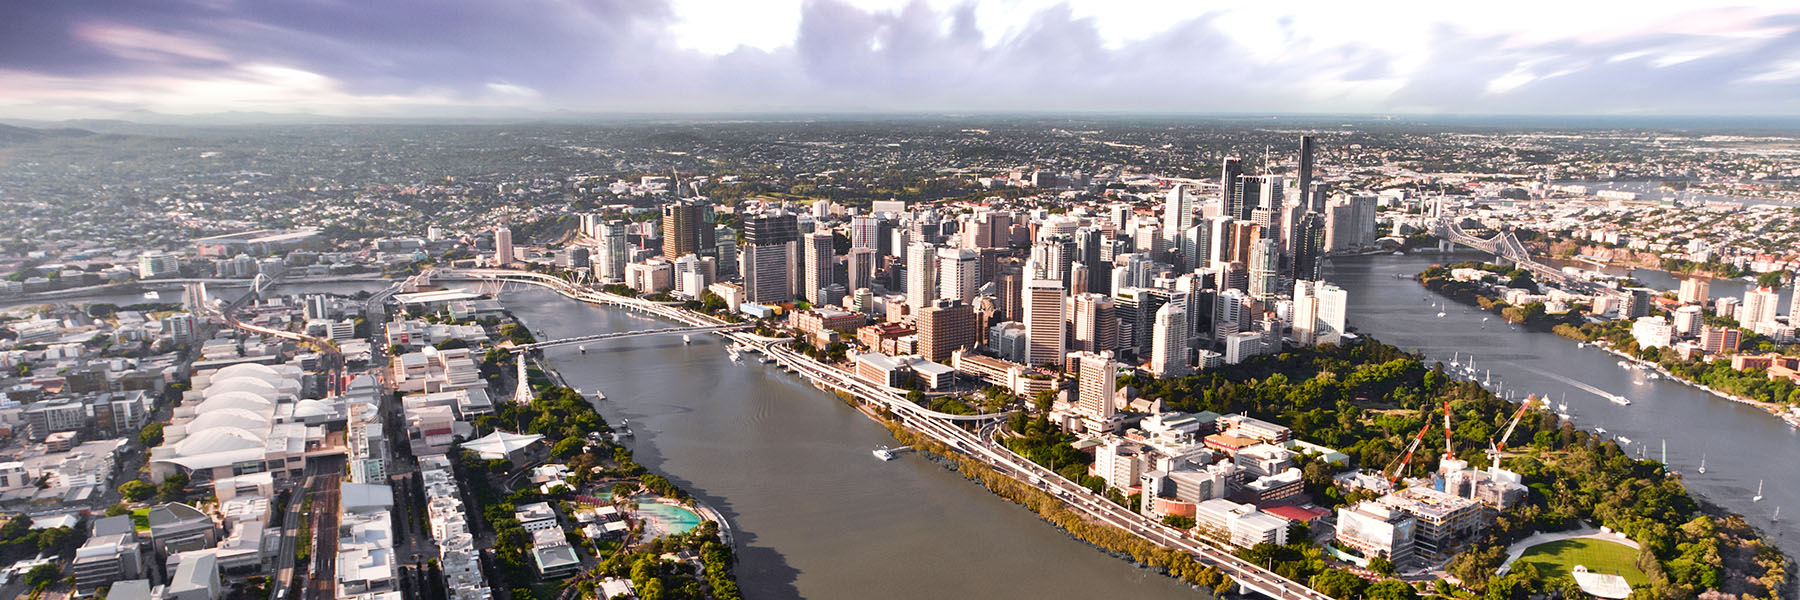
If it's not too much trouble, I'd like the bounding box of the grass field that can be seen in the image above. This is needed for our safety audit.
[1514,538,1647,586]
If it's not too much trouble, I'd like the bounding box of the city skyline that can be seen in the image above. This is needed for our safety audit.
[3,1,1800,119]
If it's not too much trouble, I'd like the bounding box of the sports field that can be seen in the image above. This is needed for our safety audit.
[1513,538,1647,586]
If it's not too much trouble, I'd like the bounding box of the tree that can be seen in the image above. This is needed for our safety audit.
[1368,555,1395,576]
[434,338,470,350]
[1162,515,1196,530]
[105,504,130,517]
[551,438,585,459]
[157,472,189,501]
[25,563,58,589]
[35,526,77,556]
[138,422,164,447]
[1311,568,1369,600]
[119,479,155,501]
[1364,579,1417,600]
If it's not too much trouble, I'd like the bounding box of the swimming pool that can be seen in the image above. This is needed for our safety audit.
[633,495,702,537]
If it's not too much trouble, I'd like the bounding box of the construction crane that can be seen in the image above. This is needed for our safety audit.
[1441,400,1455,461]
[1487,395,1536,468]
[1386,415,1438,484]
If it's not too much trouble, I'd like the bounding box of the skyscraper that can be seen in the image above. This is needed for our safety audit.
[596,221,630,282]
[1741,286,1780,326]
[493,227,514,266]
[906,241,938,314]
[1151,302,1189,378]
[1031,235,1075,286]
[995,263,1024,323]
[1247,238,1281,300]
[1220,157,1243,209]
[1296,135,1316,212]
[1075,227,1113,296]
[938,248,980,303]
[1068,293,1119,353]
[1162,184,1193,255]
[1292,280,1347,347]
[1023,265,1067,366]
[712,224,738,279]
[1206,216,1235,270]
[917,299,977,362]
[661,201,708,259]
[1180,225,1210,274]
[1291,212,1326,283]
[1678,277,1710,306]
[803,231,835,305]
[1073,351,1118,426]
[850,216,882,251]
[742,212,799,304]
[846,248,876,293]
[1231,174,1261,221]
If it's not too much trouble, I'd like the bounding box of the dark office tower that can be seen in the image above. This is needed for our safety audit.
[1291,212,1327,282]
[995,263,1024,322]
[1220,157,1243,208]
[661,201,707,259]
[1231,174,1261,221]
[742,212,800,304]
[1075,227,1112,296]
[1297,135,1315,212]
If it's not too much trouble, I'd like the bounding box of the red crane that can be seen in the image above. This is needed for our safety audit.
[1441,400,1455,461]
[1386,414,1438,484]
[1488,395,1535,468]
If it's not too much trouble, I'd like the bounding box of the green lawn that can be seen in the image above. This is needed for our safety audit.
[130,507,151,532]
[1514,538,1647,586]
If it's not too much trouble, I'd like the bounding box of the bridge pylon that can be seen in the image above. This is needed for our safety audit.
[514,354,534,404]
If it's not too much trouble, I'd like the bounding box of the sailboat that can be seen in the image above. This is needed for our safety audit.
[1755,480,1764,503]
[1698,454,1706,474]
[1774,506,1781,522]
[1450,352,1461,369]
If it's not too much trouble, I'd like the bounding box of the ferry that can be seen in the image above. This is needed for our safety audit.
[142,291,160,300]
[1617,436,1633,445]
[1595,427,1607,434]
[1609,394,1632,405]
[873,446,896,461]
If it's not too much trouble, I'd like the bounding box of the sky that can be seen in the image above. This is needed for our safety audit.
[1,0,1798,120]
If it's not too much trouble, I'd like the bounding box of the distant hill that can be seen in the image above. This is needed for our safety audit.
[0,124,97,146]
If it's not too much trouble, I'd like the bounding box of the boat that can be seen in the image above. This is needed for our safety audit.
[1610,393,1631,405]
[1595,427,1607,434]
[1577,342,1587,348]
[142,291,160,300]
[1617,436,1632,445]
[683,334,692,344]
[1698,455,1706,474]
[1774,506,1781,522]
[578,345,587,354]
[873,446,896,461]
[1633,380,1644,386]
[618,419,635,438]
[1755,480,1764,502]
[1646,373,1659,380]
[1436,312,1447,318]
[1617,361,1630,369]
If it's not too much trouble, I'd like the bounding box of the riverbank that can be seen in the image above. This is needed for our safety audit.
[1585,341,1800,428]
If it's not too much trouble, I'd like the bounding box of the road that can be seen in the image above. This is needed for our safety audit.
[306,455,346,600]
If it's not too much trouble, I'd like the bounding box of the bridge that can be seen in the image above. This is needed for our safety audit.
[1429,216,1570,285]
[517,324,754,352]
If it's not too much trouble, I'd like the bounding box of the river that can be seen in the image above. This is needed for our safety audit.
[499,285,1209,600]
[1325,252,1798,551]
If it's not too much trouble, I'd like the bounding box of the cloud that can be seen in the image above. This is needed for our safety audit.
[0,0,1796,117]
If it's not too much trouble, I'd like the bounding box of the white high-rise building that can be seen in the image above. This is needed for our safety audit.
[804,231,835,305]
[1023,264,1067,366]
[846,248,876,293]
[493,228,514,266]
[1292,280,1347,347]
[1072,350,1118,424]
[1151,303,1190,378]
[1162,184,1193,252]
[906,242,938,315]
[1206,216,1235,270]
[1741,287,1780,327]
[1673,305,1704,336]
[596,221,630,283]
[1067,293,1118,353]
[1678,277,1710,306]
[850,216,882,250]
[938,248,980,303]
